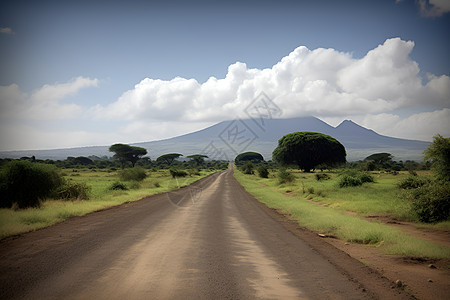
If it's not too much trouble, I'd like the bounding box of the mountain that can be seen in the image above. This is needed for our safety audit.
[0,117,430,161]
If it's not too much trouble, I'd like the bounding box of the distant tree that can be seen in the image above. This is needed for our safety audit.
[73,156,94,166]
[272,132,346,172]
[156,153,183,165]
[424,134,450,181]
[364,153,393,166]
[109,144,148,169]
[235,152,264,165]
[187,154,208,166]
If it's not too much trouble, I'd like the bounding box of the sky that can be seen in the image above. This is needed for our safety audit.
[0,0,449,151]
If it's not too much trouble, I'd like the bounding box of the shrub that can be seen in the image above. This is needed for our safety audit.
[257,165,269,178]
[240,162,255,175]
[119,167,147,181]
[57,182,90,200]
[278,168,295,184]
[109,181,128,191]
[169,169,188,178]
[0,161,64,209]
[398,176,429,189]
[339,175,362,187]
[411,182,450,223]
[338,171,374,188]
[315,173,331,181]
[188,168,201,176]
[359,173,374,183]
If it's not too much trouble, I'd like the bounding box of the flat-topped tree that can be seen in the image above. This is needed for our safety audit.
[187,154,208,166]
[109,144,148,169]
[156,153,183,165]
[235,152,264,165]
[273,132,346,172]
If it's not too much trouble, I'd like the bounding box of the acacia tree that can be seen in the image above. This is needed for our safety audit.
[109,144,148,169]
[187,154,208,166]
[156,153,183,165]
[424,134,450,181]
[272,132,346,172]
[234,152,264,165]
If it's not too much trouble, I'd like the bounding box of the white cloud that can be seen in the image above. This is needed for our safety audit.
[94,38,449,124]
[358,109,450,141]
[419,0,450,17]
[323,108,450,142]
[2,38,449,151]
[0,27,14,35]
[0,76,98,120]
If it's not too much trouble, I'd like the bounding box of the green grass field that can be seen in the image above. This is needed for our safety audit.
[0,168,215,239]
[234,168,450,259]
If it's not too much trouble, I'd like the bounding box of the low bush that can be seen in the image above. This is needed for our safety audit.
[57,182,90,200]
[109,181,128,191]
[339,175,362,187]
[278,168,295,184]
[241,162,255,175]
[359,173,374,183]
[315,173,331,181]
[411,182,450,223]
[188,168,201,176]
[338,171,374,188]
[398,176,429,189]
[119,167,147,182]
[257,165,269,178]
[169,169,188,178]
[0,161,64,209]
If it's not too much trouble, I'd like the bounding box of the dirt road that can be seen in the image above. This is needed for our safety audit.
[0,169,411,299]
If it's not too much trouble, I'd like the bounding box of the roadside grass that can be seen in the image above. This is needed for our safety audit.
[0,168,215,239]
[234,168,450,259]
[261,169,438,222]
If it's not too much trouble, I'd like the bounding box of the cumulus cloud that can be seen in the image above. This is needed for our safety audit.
[418,0,450,17]
[0,76,98,120]
[323,108,450,142]
[2,38,449,151]
[94,38,449,125]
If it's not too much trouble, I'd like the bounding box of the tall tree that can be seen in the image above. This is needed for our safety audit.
[109,144,148,169]
[424,134,450,181]
[156,153,183,165]
[272,132,346,172]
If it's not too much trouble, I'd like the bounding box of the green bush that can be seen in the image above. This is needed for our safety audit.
[0,161,64,208]
[398,176,429,189]
[339,175,362,187]
[338,171,374,188]
[109,181,128,191]
[411,182,450,223]
[188,168,201,176]
[169,169,188,178]
[240,162,255,175]
[278,168,295,184]
[257,165,269,178]
[119,167,147,181]
[57,182,90,200]
[359,173,374,183]
[315,173,330,181]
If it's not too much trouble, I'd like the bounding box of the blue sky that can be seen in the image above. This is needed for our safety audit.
[0,0,449,151]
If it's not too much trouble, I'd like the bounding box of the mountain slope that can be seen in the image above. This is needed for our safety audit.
[0,117,429,161]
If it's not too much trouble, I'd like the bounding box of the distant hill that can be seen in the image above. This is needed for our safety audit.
[0,117,429,161]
